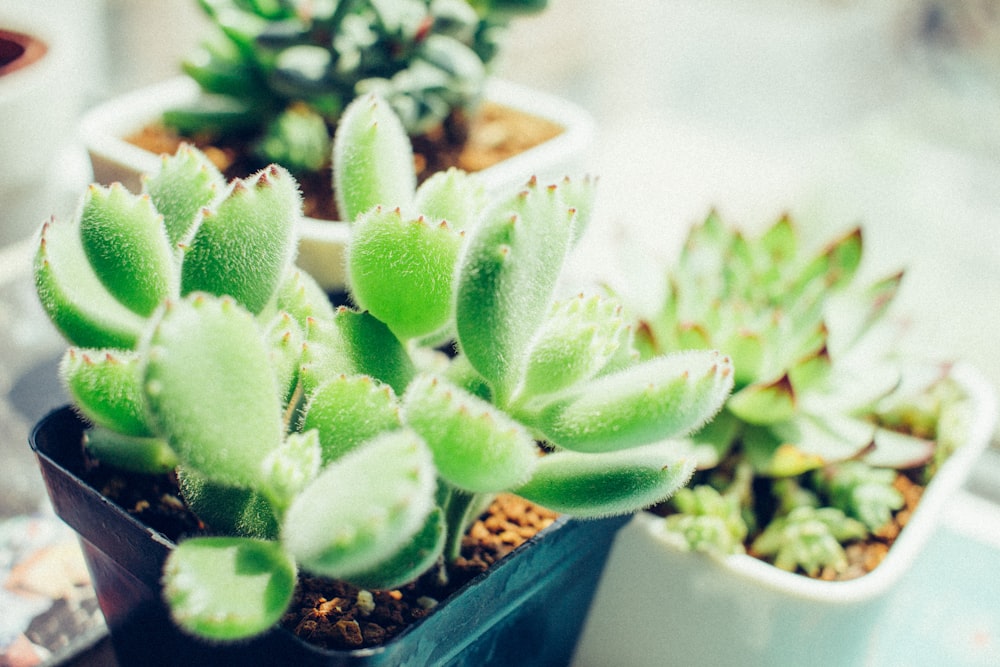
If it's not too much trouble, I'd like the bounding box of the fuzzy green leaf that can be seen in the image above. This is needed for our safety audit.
[518,293,627,399]
[84,427,178,474]
[281,429,437,580]
[454,177,577,401]
[348,206,463,340]
[272,268,337,331]
[343,507,446,590]
[163,537,296,640]
[402,374,538,493]
[513,443,696,517]
[78,184,176,317]
[181,165,299,314]
[301,374,402,464]
[333,93,417,223]
[530,351,734,453]
[413,168,486,231]
[300,308,415,396]
[60,348,151,437]
[264,311,304,405]
[143,294,285,489]
[35,219,146,349]
[142,144,224,246]
[260,430,322,511]
[555,175,598,242]
[178,468,279,540]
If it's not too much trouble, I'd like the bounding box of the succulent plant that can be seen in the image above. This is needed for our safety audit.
[750,506,867,577]
[34,94,734,641]
[165,0,548,173]
[638,212,970,576]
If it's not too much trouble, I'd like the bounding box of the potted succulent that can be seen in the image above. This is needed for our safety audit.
[30,95,733,665]
[572,213,997,667]
[81,0,594,290]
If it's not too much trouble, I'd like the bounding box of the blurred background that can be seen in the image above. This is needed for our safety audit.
[1,0,999,662]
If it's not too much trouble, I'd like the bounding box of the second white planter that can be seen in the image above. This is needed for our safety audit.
[572,362,997,667]
[80,77,595,291]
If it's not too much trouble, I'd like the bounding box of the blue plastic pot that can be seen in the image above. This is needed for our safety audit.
[31,407,626,666]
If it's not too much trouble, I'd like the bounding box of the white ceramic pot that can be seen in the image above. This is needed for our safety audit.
[79,77,595,291]
[0,9,89,246]
[572,362,997,667]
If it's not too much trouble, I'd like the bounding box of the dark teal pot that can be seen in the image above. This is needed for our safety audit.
[30,407,625,667]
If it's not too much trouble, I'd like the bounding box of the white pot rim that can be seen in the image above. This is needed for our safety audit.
[79,76,595,291]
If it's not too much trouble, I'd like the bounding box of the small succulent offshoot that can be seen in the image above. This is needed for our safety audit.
[166,0,549,173]
[636,212,970,577]
[34,94,734,641]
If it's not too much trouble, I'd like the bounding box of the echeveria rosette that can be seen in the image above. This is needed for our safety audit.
[637,212,938,476]
[166,0,549,173]
[641,212,971,574]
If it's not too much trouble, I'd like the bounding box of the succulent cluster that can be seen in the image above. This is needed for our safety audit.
[636,212,969,577]
[166,0,547,172]
[34,94,733,640]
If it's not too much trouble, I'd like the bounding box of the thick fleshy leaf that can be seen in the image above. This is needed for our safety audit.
[301,374,402,464]
[143,294,284,489]
[142,144,224,246]
[333,93,416,223]
[272,268,337,331]
[60,348,151,437]
[862,428,936,469]
[163,537,296,640]
[455,177,577,401]
[519,294,626,400]
[264,311,304,404]
[83,427,178,474]
[300,308,415,396]
[556,175,598,242]
[342,508,446,590]
[529,351,734,453]
[825,271,904,357]
[513,443,696,517]
[413,168,486,232]
[181,165,299,314]
[790,227,863,296]
[743,414,876,477]
[258,105,331,172]
[348,207,463,340]
[78,184,176,317]
[260,430,322,511]
[402,374,538,493]
[281,429,437,580]
[727,374,797,426]
[177,468,279,540]
[35,218,146,349]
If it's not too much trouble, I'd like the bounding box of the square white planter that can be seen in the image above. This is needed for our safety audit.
[79,77,595,291]
[572,362,997,667]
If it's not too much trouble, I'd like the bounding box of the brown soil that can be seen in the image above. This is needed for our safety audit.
[84,453,557,652]
[283,495,557,651]
[126,101,564,222]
